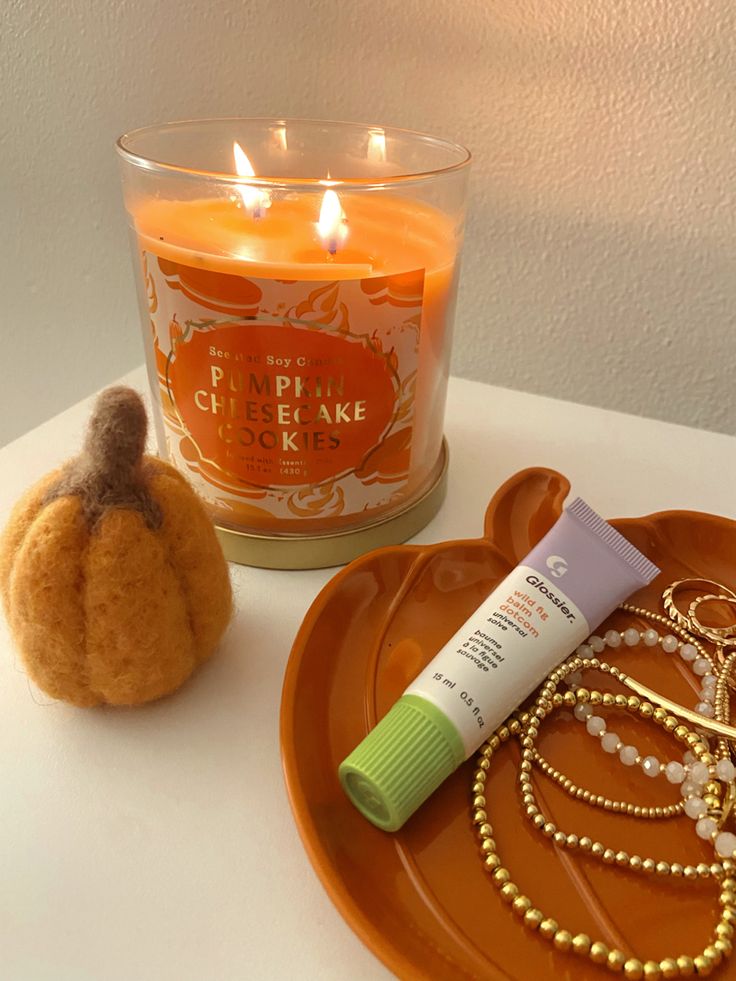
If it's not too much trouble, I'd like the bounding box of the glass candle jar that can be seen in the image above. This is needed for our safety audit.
[117,118,470,568]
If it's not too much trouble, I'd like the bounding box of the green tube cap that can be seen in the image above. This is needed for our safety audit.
[338,694,465,832]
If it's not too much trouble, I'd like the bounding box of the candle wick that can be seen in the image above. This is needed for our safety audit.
[328,238,337,256]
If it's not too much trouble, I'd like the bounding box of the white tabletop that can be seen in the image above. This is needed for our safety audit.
[2,368,735,981]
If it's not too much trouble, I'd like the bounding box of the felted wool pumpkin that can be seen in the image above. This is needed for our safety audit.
[0,386,233,707]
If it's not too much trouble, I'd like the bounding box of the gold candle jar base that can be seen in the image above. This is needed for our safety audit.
[215,439,448,569]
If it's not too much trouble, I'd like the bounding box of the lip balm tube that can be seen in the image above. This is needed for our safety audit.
[338,497,660,831]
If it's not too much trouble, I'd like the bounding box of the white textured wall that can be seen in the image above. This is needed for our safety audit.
[2,0,735,445]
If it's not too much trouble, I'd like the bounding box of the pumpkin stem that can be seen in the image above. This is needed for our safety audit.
[83,386,148,476]
[44,386,163,530]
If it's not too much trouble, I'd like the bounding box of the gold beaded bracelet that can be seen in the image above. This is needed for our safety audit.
[472,688,734,978]
[472,580,736,978]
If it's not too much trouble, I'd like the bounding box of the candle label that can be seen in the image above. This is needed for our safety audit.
[143,252,424,525]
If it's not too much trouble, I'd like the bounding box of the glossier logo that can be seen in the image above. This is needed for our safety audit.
[546,555,568,579]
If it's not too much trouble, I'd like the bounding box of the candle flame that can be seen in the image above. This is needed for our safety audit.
[233,141,256,178]
[367,129,386,163]
[317,188,347,255]
[273,124,288,151]
[232,141,270,217]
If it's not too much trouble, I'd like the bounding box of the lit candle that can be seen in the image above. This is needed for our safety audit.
[118,119,469,566]
[316,187,347,256]
[232,141,271,219]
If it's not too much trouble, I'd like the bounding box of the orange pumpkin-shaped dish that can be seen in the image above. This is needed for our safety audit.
[281,467,736,979]
[0,386,232,707]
